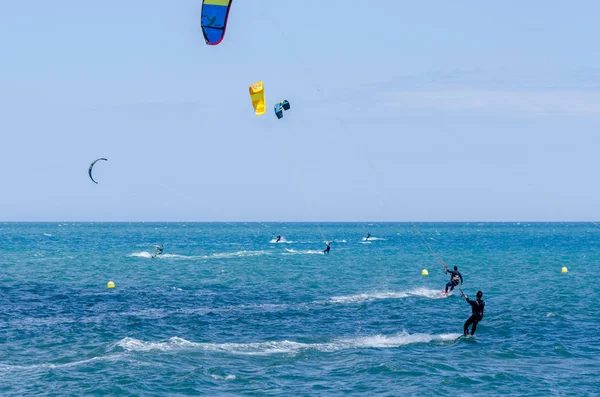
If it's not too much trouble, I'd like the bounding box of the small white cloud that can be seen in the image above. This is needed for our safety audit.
[384,90,600,116]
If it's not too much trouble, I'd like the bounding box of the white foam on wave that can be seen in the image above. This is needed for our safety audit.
[43,233,53,237]
[329,292,409,304]
[407,287,447,299]
[339,331,462,348]
[210,374,237,381]
[0,355,123,373]
[129,250,269,260]
[362,237,386,241]
[283,248,324,255]
[328,288,445,304]
[114,332,461,356]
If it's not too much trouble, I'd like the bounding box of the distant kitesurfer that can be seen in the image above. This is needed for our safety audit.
[461,289,485,336]
[275,235,281,243]
[366,232,371,240]
[324,241,331,254]
[153,245,164,258]
[444,264,463,294]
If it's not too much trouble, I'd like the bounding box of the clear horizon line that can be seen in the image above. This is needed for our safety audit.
[1,220,599,224]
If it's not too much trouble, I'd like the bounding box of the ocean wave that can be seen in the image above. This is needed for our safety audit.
[209,374,237,381]
[340,332,462,349]
[0,355,123,373]
[283,249,324,255]
[128,250,269,260]
[129,251,154,258]
[328,292,409,304]
[362,237,386,241]
[114,332,461,356]
[328,288,445,304]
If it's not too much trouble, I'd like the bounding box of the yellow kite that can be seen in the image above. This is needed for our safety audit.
[249,81,266,116]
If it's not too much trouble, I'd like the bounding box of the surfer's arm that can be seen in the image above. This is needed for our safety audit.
[459,273,464,284]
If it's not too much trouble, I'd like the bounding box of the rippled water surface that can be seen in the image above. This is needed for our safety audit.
[1,223,598,396]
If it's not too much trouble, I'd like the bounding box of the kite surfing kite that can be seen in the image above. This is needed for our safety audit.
[274,100,290,119]
[249,81,266,116]
[201,0,233,45]
[88,158,107,184]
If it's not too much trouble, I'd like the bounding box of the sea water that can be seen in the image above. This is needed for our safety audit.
[1,223,598,396]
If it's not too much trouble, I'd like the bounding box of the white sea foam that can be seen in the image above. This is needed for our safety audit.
[408,287,448,299]
[0,355,123,373]
[130,251,153,258]
[329,292,410,304]
[362,237,386,241]
[328,288,445,304]
[129,250,269,260]
[114,332,461,356]
[210,374,237,381]
[339,332,462,348]
[283,249,324,255]
[43,233,53,237]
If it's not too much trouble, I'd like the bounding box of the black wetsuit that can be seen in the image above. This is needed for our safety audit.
[275,236,281,243]
[366,233,371,240]
[445,269,463,293]
[464,297,485,336]
[324,244,331,254]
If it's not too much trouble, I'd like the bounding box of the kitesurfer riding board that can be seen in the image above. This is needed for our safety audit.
[151,245,164,259]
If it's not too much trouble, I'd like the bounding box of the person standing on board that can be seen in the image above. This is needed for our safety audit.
[324,241,331,254]
[443,264,463,294]
[461,290,485,336]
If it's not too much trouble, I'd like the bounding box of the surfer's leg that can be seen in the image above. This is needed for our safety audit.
[464,316,474,336]
[445,282,452,293]
[470,319,480,335]
[463,317,471,336]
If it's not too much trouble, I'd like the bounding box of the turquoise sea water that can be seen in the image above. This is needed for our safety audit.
[1,223,599,396]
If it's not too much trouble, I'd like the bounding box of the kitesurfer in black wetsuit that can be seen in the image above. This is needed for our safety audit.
[462,290,485,336]
[153,245,163,258]
[275,235,281,243]
[366,232,371,240]
[444,264,463,294]
[324,241,331,254]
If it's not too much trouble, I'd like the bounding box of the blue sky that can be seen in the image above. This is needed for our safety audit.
[1,0,599,221]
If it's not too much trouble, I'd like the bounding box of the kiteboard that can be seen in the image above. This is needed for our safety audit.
[440,290,454,298]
